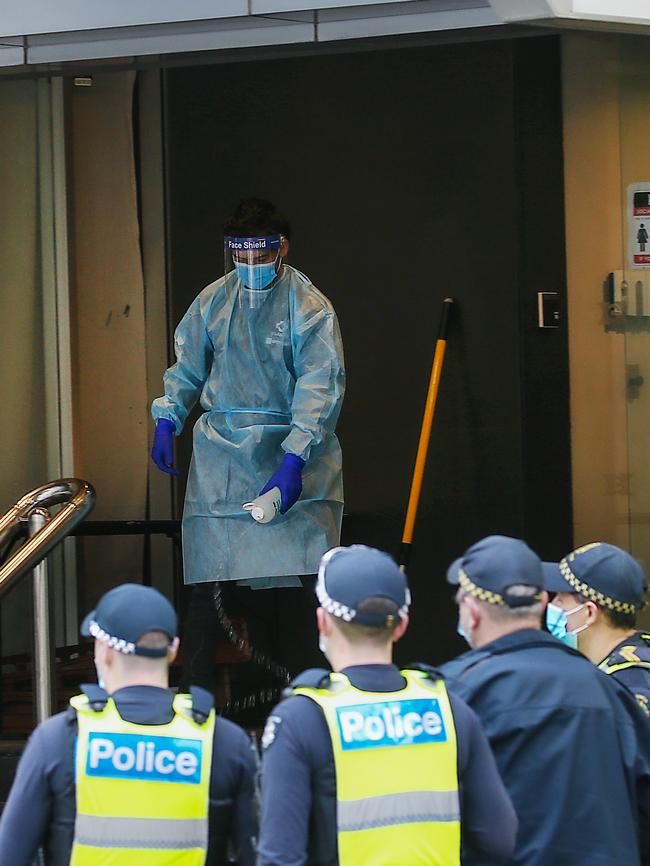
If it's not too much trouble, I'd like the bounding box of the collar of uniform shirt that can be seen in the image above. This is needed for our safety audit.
[340,663,406,692]
[105,684,175,725]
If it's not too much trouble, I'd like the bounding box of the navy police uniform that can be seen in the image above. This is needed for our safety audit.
[441,629,650,866]
[258,664,517,866]
[0,583,257,866]
[0,684,257,866]
[599,631,650,716]
[444,536,650,866]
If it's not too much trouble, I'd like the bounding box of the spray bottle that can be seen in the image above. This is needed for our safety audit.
[242,487,282,524]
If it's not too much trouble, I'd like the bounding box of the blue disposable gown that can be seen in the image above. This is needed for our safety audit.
[152,265,345,584]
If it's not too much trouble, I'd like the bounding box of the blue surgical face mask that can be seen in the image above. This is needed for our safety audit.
[456,616,471,647]
[94,661,107,691]
[235,258,279,291]
[546,601,587,649]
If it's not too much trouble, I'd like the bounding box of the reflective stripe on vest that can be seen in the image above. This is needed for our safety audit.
[599,633,650,676]
[295,669,461,866]
[70,692,214,866]
[338,789,460,831]
[74,815,207,848]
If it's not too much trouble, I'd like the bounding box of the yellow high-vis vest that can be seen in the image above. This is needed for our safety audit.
[69,692,215,866]
[295,669,461,866]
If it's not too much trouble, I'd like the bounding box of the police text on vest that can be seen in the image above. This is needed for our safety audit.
[336,698,448,751]
[86,732,202,784]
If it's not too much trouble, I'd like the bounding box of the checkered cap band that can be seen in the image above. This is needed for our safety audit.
[458,568,544,608]
[560,544,640,614]
[317,547,410,623]
[88,620,136,655]
[458,568,506,606]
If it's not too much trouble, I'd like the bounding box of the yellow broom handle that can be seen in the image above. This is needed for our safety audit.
[400,298,454,571]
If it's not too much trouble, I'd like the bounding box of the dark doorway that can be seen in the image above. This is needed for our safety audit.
[162,35,571,666]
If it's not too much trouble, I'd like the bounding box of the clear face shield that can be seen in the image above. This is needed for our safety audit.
[224,234,284,309]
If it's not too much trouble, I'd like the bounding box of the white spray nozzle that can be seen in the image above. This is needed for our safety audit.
[242,487,282,524]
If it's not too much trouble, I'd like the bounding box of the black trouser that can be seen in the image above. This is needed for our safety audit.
[179,577,324,697]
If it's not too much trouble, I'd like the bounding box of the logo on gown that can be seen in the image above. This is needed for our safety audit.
[266,320,287,346]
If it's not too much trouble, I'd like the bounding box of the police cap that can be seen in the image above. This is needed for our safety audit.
[316,545,410,627]
[543,542,647,615]
[81,583,178,657]
[447,535,544,608]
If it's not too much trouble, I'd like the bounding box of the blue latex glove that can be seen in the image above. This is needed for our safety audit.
[259,453,305,514]
[151,419,178,475]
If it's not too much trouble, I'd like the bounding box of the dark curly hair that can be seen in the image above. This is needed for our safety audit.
[223,198,291,240]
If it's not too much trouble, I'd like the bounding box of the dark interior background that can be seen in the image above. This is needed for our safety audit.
[162,34,571,665]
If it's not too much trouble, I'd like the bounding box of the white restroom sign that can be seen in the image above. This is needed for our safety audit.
[628,184,650,268]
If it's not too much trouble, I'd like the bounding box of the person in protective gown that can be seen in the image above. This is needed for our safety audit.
[151,198,345,699]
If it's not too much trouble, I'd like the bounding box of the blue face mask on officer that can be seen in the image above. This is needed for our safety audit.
[455,595,476,647]
[546,601,589,649]
[456,618,470,645]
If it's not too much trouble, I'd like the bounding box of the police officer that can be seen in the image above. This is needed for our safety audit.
[0,584,257,866]
[257,545,518,866]
[544,542,650,715]
[440,535,650,866]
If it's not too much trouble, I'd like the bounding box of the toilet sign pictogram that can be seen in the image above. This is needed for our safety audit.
[628,183,650,268]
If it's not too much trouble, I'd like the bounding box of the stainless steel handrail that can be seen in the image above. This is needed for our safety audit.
[29,508,53,723]
[0,478,95,596]
[0,478,95,723]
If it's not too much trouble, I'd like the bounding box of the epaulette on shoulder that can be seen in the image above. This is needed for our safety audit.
[80,683,109,712]
[405,662,445,681]
[605,636,650,669]
[288,668,332,690]
[189,685,215,724]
